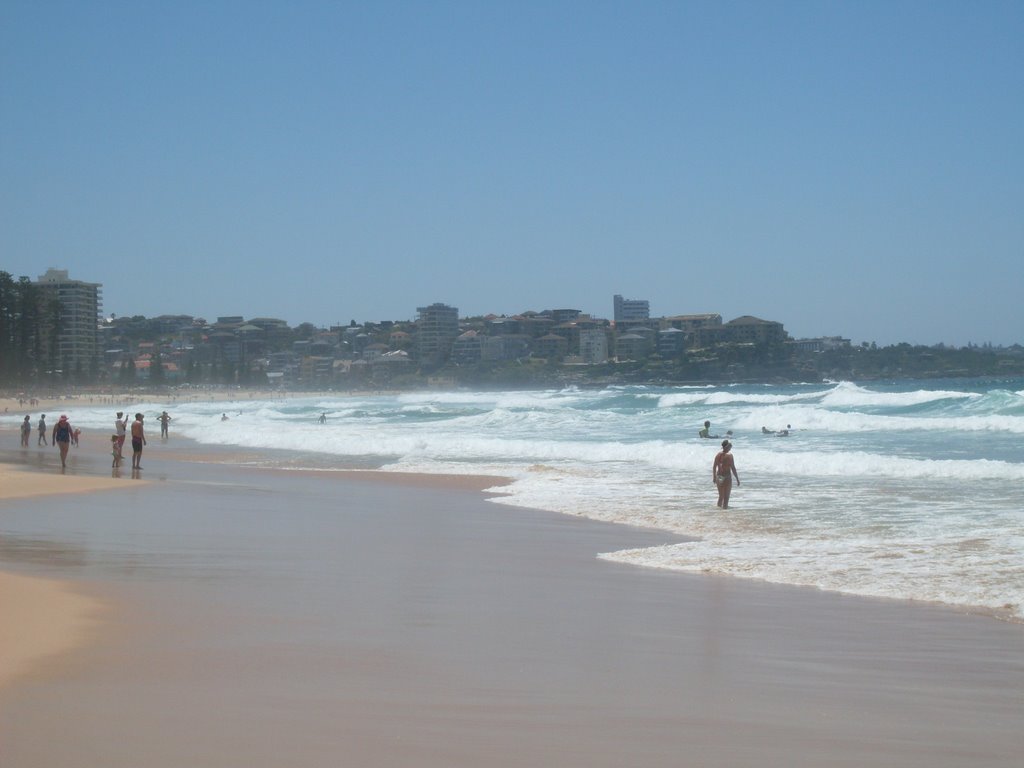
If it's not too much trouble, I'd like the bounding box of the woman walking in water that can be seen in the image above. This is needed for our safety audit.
[52,414,74,469]
[712,439,740,509]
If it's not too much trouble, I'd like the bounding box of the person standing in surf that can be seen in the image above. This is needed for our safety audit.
[713,439,739,509]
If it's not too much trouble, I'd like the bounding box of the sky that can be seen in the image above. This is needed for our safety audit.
[1,1,1022,347]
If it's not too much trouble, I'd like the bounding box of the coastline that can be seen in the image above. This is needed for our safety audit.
[1,421,1022,765]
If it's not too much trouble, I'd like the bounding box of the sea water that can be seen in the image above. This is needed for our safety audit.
[15,378,1024,620]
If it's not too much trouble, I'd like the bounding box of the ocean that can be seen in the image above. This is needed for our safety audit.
[15,378,1024,621]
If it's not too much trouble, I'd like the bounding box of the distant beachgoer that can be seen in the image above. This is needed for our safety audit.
[776,424,791,437]
[318,412,327,424]
[221,413,229,421]
[72,427,81,447]
[700,421,724,438]
[52,415,73,468]
[115,412,128,462]
[111,435,122,468]
[158,410,171,438]
[131,413,146,470]
[20,415,31,446]
[712,439,740,509]
[762,426,772,434]
[37,414,47,445]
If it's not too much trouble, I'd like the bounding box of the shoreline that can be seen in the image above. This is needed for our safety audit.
[6,383,1020,629]
[0,427,513,693]
[1,421,1022,765]
[1,417,1018,627]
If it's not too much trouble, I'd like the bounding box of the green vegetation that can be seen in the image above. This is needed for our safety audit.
[438,342,1024,389]
[0,272,61,384]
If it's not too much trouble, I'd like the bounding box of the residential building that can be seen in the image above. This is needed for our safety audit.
[790,336,851,352]
[533,333,569,361]
[613,294,650,323]
[416,303,459,367]
[662,313,723,334]
[695,316,787,347]
[35,268,103,378]
[578,327,609,364]
[452,330,483,364]
[548,308,582,326]
[657,327,687,357]
[616,331,654,361]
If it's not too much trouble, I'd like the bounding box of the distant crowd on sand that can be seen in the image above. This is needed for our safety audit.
[10,393,168,409]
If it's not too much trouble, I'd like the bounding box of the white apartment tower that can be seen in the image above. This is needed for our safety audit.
[613,294,650,323]
[416,302,459,367]
[36,268,103,378]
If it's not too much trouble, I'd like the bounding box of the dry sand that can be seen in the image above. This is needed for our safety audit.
[0,452,139,691]
[0,570,107,690]
[1,424,1022,767]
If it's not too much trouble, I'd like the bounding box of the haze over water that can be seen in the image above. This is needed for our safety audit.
[27,377,1024,621]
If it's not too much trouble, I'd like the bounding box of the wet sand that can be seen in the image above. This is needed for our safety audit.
[0,570,107,690]
[1,430,1022,766]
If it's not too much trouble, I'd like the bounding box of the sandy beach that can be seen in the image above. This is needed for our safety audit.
[1,425,1022,767]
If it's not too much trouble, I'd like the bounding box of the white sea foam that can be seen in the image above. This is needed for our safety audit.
[6,379,1022,619]
[819,380,981,408]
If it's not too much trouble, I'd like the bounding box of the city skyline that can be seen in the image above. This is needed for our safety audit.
[2,2,1022,347]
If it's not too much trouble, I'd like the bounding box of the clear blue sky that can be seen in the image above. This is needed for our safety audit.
[2,1,1021,346]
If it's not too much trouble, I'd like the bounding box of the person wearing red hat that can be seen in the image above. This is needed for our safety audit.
[52,415,74,469]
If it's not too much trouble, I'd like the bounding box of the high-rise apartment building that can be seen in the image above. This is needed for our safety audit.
[36,268,103,377]
[416,303,459,367]
[613,294,650,323]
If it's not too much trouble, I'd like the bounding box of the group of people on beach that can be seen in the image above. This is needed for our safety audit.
[17,409,169,472]
[110,411,147,470]
[20,413,82,468]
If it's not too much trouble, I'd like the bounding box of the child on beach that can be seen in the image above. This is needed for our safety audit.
[111,435,122,467]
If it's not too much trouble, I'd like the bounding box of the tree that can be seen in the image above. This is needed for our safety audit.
[119,357,136,386]
[293,322,317,341]
[150,349,165,385]
[0,271,15,383]
[0,273,52,385]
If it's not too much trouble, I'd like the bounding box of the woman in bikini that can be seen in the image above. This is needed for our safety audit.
[712,439,740,509]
